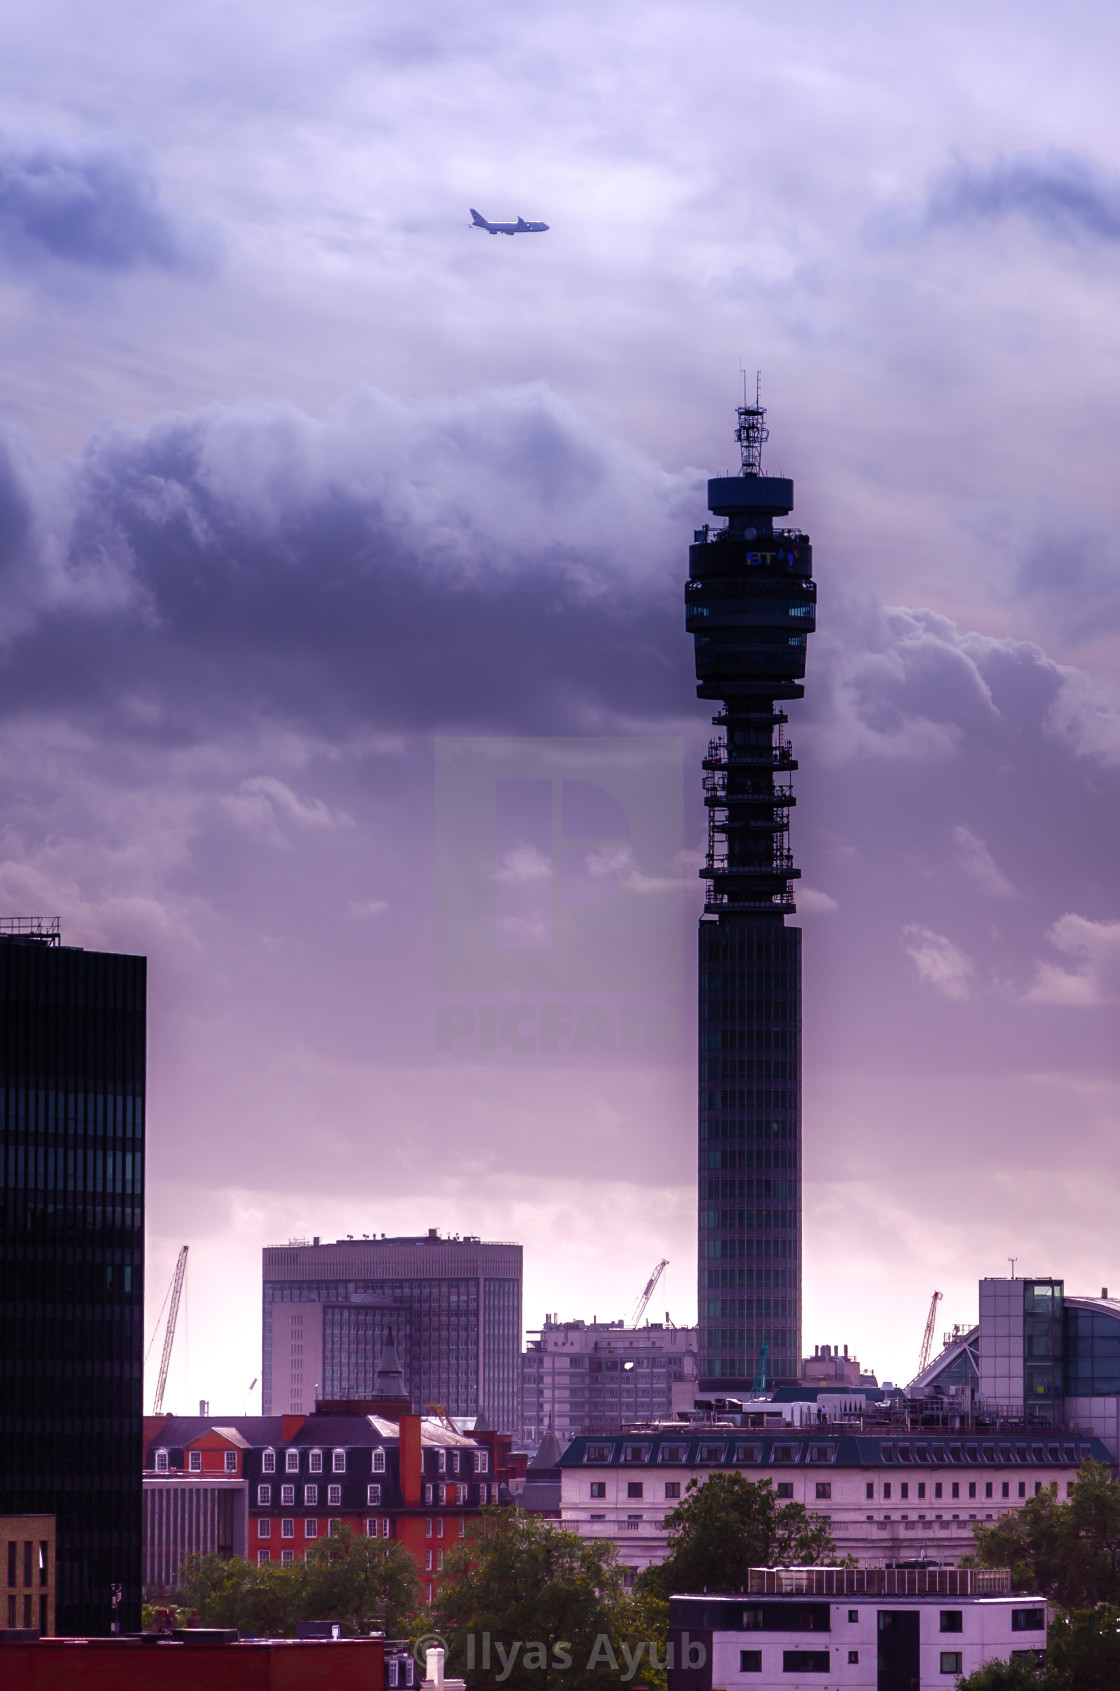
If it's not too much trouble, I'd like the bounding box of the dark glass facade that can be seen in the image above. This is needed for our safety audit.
[1066,1305,1120,1397]
[687,405,816,1388]
[0,928,146,1634]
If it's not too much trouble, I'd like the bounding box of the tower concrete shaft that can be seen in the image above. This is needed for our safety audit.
[685,401,816,1390]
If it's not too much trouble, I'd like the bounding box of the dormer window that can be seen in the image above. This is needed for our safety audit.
[262,1449,276,1474]
[155,1449,169,1473]
[372,1448,386,1473]
[309,1450,323,1474]
[285,1449,300,1473]
[188,1450,202,1472]
[332,1449,346,1474]
[224,1450,238,1473]
[475,1451,489,1475]
[437,1450,447,1474]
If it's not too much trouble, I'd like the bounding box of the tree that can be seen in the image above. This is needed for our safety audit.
[429,1506,666,1691]
[178,1528,420,1636]
[969,1461,1120,1609]
[957,1608,1120,1691]
[636,1472,842,1600]
[956,1657,1049,1689]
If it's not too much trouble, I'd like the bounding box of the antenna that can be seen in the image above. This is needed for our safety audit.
[734,372,768,477]
[1008,1257,1018,1279]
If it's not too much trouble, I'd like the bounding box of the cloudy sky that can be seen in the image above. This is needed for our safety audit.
[3,0,1120,1408]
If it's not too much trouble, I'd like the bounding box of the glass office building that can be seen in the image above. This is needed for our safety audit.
[263,1232,522,1435]
[686,403,816,1389]
[0,921,146,1633]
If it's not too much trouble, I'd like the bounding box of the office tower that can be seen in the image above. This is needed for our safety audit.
[521,1317,698,1442]
[262,1230,522,1435]
[0,920,146,1633]
[686,399,816,1389]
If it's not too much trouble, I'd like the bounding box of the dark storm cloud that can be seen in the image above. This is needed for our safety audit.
[0,131,220,274]
[0,385,694,738]
[869,150,1120,251]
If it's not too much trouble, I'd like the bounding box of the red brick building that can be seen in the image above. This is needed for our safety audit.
[143,1409,524,1605]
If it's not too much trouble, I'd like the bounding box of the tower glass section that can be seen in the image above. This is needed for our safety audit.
[687,403,816,1389]
[0,923,146,1634]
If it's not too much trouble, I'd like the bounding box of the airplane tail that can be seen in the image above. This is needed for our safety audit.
[469,208,488,227]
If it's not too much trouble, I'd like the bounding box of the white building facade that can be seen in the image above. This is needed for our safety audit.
[521,1318,697,1444]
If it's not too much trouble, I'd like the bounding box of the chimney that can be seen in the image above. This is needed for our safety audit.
[399,1414,422,1505]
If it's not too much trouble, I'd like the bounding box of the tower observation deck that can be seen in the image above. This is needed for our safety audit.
[686,396,816,1390]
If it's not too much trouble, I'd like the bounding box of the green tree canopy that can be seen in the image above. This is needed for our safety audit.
[178,1527,420,1636]
[969,1461,1120,1609]
[429,1506,666,1691]
[636,1472,842,1601]
[957,1606,1120,1691]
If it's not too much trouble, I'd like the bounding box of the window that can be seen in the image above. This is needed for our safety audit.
[188,1450,202,1472]
[734,1444,761,1464]
[866,1483,874,1500]
[225,1450,238,1474]
[437,1450,447,1474]
[590,1482,606,1499]
[309,1450,323,1473]
[305,1519,318,1539]
[951,1482,960,1499]
[935,1482,943,1499]
[329,1520,341,1536]
[665,1482,680,1499]
[1002,1482,1010,1498]
[848,1611,858,1623]
[697,1443,727,1463]
[815,1483,831,1500]
[437,1519,445,1538]
[258,1550,271,1565]
[739,1651,762,1672]
[155,1449,169,1473]
[627,1483,644,1499]
[438,1551,445,1570]
[940,1653,963,1674]
[771,1445,800,1465]
[1035,1482,1044,1497]
[285,1450,299,1473]
[426,1518,433,1538]
[262,1449,276,1474]
[368,1484,382,1505]
[366,1518,378,1536]
[328,1485,342,1506]
[969,1482,977,1499]
[782,1652,829,1672]
[258,1483,272,1506]
[475,1450,489,1474]
[847,1653,859,1665]
[883,1483,891,1500]
[1019,1482,1026,1498]
[281,1519,294,1539]
[918,1483,926,1499]
[425,1485,433,1504]
[459,1519,466,1538]
[900,1483,908,1500]
[1011,1610,1045,1632]
[808,1445,834,1464]
[281,1485,295,1506]
[425,1551,433,1572]
[776,1483,793,1499]
[985,1481,993,1498]
[332,1449,346,1473]
[373,1448,387,1473]
[585,1444,613,1462]
[940,1612,963,1633]
[281,1550,294,1564]
[258,1519,271,1538]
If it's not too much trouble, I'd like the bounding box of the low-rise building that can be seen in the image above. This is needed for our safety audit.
[0,1515,55,1636]
[143,1409,520,1605]
[522,1318,698,1443]
[801,1344,877,1388]
[558,1424,1112,1582]
[667,1569,1046,1691]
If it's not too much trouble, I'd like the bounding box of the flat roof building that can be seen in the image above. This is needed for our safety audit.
[0,922,146,1635]
[262,1231,522,1436]
[521,1317,697,1443]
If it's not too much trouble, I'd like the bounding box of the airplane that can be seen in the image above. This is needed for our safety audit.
[469,208,549,236]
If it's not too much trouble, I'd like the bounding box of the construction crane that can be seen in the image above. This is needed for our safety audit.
[751,1341,769,1394]
[153,1246,189,1414]
[629,1260,668,1328]
[917,1290,943,1376]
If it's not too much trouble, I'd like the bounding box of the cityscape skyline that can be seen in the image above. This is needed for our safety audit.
[0,0,1118,1415]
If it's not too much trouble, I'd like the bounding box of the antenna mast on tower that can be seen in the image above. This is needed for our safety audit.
[735,371,769,476]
